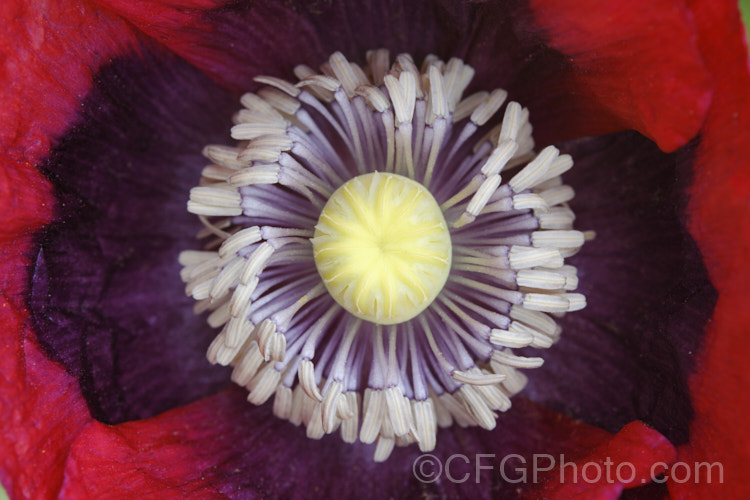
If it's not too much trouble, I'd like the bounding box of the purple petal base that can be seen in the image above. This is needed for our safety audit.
[29,45,237,423]
[523,132,716,445]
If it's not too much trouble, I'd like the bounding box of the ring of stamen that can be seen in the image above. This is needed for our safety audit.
[180,49,589,462]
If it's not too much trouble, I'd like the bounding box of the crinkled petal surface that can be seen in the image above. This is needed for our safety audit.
[530,421,677,499]
[674,0,750,497]
[528,0,712,151]
[0,0,133,240]
[0,1,137,497]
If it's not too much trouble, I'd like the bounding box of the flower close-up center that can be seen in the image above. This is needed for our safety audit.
[9,0,749,493]
[7,0,749,493]
[180,49,587,461]
[312,172,452,325]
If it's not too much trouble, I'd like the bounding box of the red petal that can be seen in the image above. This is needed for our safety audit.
[89,0,225,53]
[0,0,137,241]
[0,0,137,497]
[677,0,750,497]
[528,421,676,499]
[0,293,90,499]
[529,0,712,152]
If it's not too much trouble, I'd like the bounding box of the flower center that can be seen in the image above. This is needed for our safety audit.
[312,172,451,324]
[180,49,588,462]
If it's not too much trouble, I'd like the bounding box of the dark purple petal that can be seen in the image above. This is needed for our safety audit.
[173,0,478,89]
[29,45,237,423]
[523,131,716,445]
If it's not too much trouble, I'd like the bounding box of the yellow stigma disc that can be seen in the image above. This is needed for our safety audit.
[312,172,452,325]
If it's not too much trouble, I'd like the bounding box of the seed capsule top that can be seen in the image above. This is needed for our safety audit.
[312,172,452,324]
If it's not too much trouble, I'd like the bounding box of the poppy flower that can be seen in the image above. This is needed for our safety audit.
[0,0,748,498]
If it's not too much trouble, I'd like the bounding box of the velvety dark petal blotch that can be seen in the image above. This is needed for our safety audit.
[29,46,237,423]
[525,132,717,444]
